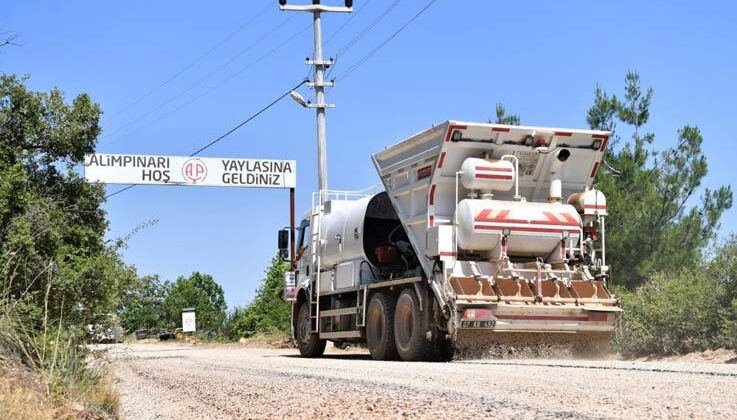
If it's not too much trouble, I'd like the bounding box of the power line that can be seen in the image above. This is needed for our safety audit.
[323,0,375,45]
[105,22,311,146]
[106,0,273,121]
[324,0,399,80]
[105,79,307,199]
[335,0,438,81]
[101,13,297,143]
[335,0,401,57]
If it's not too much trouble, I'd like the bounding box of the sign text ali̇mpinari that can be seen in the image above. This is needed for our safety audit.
[84,154,296,188]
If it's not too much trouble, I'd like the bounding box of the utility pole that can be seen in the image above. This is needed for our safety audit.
[280,0,353,205]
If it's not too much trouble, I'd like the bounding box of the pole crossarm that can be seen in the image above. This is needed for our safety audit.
[280,5,352,13]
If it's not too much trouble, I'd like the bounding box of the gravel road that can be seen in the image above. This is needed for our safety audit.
[110,343,737,419]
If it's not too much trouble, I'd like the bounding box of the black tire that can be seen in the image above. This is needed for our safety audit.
[296,300,326,358]
[366,292,398,360]
[394,288,432,361]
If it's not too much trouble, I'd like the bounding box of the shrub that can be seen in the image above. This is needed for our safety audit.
[616,269,725,356]
[225,257,291,339]
[616,236,737,356]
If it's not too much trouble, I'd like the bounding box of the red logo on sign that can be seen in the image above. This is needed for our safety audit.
[182,159,207,184]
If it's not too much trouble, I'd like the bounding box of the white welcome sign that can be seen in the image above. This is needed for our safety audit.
[84,153,296,188]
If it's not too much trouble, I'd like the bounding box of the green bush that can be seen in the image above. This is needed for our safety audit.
[616,236,737,356]
[225,257,291,339]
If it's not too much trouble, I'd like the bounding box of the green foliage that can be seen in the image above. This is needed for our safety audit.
[587,70,733,288]
[0,73,137,324]
[0,74,124,416]
[616,237,737,356]
[118,275,171,332]
[163,272,226,332]
[225,256,291,339]
[491,103,520,125]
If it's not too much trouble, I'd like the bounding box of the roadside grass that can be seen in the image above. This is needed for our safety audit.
[233,331,294,348]
[0,284,120,419]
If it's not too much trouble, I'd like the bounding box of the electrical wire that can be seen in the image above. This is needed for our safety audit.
[335,0,438,81]
[106,0,273,121]
[101,13,297,143]
[105,22,311,146]
[335,0,401,57]
[323,0,375,46]
[105,79,307,199]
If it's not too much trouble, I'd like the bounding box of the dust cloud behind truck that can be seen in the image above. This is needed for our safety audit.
[280,120,619,361]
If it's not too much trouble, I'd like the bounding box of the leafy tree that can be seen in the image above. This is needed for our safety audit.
[163,272,226,332]
[118,275,171,332]
[226,256,290,339]
[587,70,733,288]
[0,74,135,324]
[491,103,520,125]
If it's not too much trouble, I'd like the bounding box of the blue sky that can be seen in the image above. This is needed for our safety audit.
[5,0,736,308]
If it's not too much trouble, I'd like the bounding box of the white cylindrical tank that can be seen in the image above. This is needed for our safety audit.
[568,189,607,218]
[456,199,582,256]
[460,158,515,191]
[319,197,372,267]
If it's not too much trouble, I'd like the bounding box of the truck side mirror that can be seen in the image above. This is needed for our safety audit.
[278,229,289,261]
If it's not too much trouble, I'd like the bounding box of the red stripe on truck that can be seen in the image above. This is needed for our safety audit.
[492,127,511,133]
[445,124,467,142]
[554,131,573,137]
[475,166,513,172]
[476,174,513,180]
[476,210,579,227]
[428,184,436,205]
[437,152,446,169]
[590,162,600,177]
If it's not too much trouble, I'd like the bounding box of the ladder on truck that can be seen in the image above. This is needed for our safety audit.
[308,189,377,335]
[308,191,324,333]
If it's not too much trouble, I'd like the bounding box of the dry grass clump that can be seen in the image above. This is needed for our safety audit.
[0,361,57,420]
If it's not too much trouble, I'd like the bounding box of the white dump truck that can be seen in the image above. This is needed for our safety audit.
[279,120,620,361]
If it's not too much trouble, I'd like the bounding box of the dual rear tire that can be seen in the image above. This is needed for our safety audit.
[366,289,435,361]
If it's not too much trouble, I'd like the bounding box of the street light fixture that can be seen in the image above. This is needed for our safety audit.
[290,90,308,108]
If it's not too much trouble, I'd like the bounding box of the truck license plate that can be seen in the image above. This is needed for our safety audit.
[460,320,496,328]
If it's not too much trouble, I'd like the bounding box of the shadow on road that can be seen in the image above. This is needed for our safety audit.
[279,353,373,361]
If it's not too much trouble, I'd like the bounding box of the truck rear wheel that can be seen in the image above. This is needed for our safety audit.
[394,288,432,361]
[366,292,398,360]
[296,300,326,358]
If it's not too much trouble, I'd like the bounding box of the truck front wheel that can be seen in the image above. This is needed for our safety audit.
[394,288,432,361]
[296,300,326,357]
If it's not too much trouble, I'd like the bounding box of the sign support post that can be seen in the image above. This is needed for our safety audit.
[290,187,296,271]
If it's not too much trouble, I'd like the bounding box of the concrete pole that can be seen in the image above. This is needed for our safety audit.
[280,2,351,206]
[313,11,328,205]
